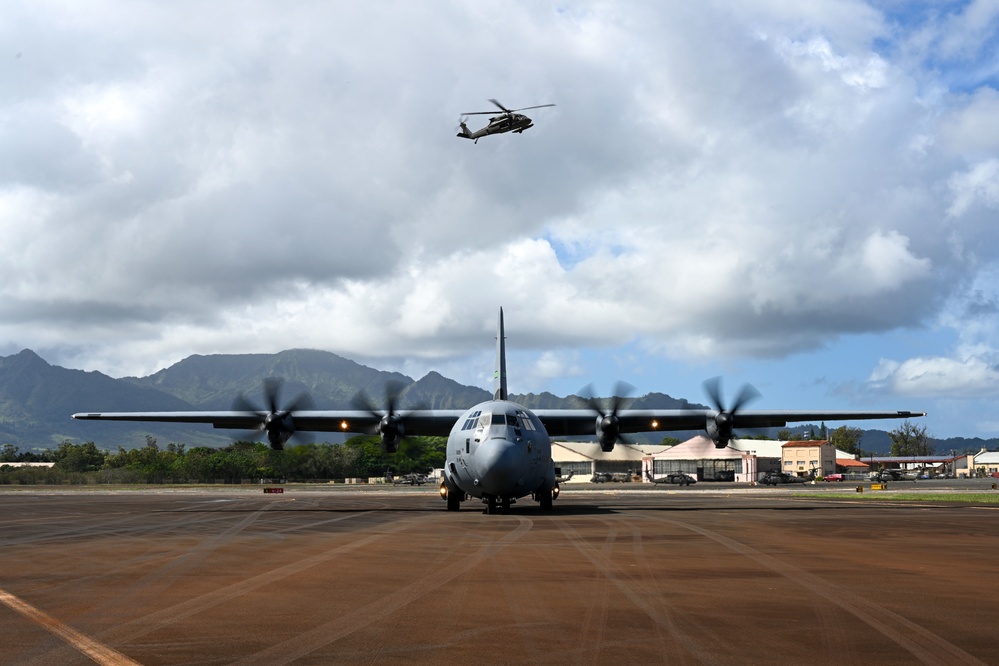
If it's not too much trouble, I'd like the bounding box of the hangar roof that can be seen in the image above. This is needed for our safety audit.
[552,441,668,463]
[653,435,744,460]
[975,451,999,464]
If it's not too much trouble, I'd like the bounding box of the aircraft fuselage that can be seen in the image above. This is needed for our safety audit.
[442,398,555,506]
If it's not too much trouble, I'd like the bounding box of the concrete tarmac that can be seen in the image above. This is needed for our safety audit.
[1,485,997,665]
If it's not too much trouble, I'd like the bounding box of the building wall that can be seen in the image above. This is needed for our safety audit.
[781,441,836,477]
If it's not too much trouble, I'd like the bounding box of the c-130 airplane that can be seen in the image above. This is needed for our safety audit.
[73,309,925,514]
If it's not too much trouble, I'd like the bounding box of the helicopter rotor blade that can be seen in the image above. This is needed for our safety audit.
[488,98,511,113]
[461,102,555,116]
[509,103,556,112]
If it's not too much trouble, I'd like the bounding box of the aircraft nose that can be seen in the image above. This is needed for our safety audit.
[474,439,524,495]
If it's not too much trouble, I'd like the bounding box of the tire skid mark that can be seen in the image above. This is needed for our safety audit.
[0,509,201,548]
[477,524,548,666]
[87,504,275,629]
[553,518,720,666]
[332,517,482,665]
[19,508,277,666]
[1,500,251,550]
[624,517,676,648]
[562,518,612,665]
[103,511,380,640]
[22,511,397,666]
[647,515,987,666]
[234,516,534,666]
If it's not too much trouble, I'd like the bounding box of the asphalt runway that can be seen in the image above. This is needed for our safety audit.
[1,485,997,665]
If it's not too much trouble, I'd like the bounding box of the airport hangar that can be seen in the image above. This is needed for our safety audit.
[552,437,866,483]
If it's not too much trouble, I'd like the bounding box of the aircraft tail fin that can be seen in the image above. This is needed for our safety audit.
[494,308,507,400]
[457,121,472,139]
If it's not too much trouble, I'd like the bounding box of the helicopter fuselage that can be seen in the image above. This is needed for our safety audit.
[458,113,536,142]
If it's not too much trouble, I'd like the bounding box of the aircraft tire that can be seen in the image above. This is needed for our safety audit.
[446,492,461,511]
[539,489,553,512]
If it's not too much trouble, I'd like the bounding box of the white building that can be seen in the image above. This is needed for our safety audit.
[553,436,870,484]
[643,436,782,483]
[973,449,999,476]
[552,441,670,482]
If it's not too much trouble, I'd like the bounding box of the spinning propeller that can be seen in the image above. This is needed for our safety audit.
[351,381,418,454]
[579,381,635,452]
[232,378,315,450]
[703,376,761,449]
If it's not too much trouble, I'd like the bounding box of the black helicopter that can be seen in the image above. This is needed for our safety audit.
[644,469,697,486]
[457,99,555,143]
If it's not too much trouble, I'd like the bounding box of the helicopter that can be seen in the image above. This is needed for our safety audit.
[457,99,555,143]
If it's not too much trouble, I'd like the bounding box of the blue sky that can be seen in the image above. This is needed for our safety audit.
[1,1,998,439]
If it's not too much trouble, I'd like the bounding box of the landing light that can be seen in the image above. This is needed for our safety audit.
[340,421,349,430]
[439,483,448,499]
[651,420,659,429]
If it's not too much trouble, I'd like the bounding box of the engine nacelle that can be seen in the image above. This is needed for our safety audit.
[264,413,295,450]
[379,414,404,453]
[706,412,734,449]
[596,414,620,452]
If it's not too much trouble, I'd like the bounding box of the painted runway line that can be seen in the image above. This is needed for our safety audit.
[0,588,141,666]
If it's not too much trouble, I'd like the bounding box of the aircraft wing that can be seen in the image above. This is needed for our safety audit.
[72,410,467,438]
[73,408,924,438]
[533,409,926,437]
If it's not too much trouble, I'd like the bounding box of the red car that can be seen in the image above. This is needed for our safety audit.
[823,473,844,482]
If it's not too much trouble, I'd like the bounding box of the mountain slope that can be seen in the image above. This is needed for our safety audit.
[126,348,413,410]
[1,349,987,452]
[0,349,204,448]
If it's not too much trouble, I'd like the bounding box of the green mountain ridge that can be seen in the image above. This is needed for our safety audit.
[1,349,992,453]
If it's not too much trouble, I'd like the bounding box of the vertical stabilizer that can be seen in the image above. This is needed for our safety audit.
[494,308,507,400]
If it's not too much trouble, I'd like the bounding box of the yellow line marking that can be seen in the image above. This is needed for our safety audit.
[0,588,141,666]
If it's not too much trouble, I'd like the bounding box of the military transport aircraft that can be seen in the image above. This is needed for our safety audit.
[456,99,555,143]
[72,309,925,514]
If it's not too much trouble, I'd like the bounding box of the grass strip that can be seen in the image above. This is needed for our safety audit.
[803,492,999,504]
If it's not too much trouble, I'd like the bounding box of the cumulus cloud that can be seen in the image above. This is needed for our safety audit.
[1,1,998,436]
[869,355,999,397]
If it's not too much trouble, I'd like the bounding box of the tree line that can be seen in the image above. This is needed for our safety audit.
[1,421,935,486]
[0,436,446,485]
[776,422,934,457]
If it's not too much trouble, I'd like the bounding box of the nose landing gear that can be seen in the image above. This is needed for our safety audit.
[484,496,513,514]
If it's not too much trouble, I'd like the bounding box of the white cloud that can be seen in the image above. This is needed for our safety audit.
[868,355,999,398]
[947,159,999,217]
[2,1,999,436]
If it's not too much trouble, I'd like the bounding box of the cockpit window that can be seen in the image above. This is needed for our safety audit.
[498,413,517,426]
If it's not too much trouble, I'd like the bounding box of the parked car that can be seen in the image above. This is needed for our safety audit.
[823,473,844,482]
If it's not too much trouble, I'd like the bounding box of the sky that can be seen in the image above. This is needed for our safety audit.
[2,1,999,440]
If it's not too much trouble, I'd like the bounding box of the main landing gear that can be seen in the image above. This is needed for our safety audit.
[440,481,464,511]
